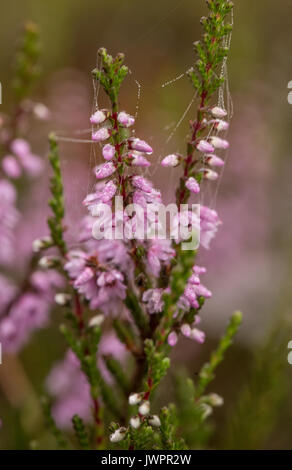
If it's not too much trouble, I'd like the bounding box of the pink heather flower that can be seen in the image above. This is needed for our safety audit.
[30,269,65,300]
[2,156,22,179]
[210,119,229,132]
[92,127,111,142]
[168,331,178,347]
[90,110,107,124]
[200,168,219,181]
[183,285,199,309]
[102,143,115,161]
[181,323,192,338]
[205,154,225,167]
[147,239,175,277]
[191,327,206,344]
[83,181,117,207]
[46,350,91,428]
[186,177,200,194]
[64,250,87,278]
[142,288,164,314]
[19,153,43,176]
[193,265,207,275]
[118,111,135,127]
[161,154,180,167]
[74,267,95,287]
[200,206,220,249]
[193,283,212,298]
[10,138,30,157]
[209,136,229,149]
[210,106,227,119]
[197,140,214,154]
[129,138,153,154]
[130,152,150,167]
[132,176,153,193]
[94,161,116,179]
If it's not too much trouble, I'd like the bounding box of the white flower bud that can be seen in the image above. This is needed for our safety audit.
[54,293,71,306]
[138,400,150,416]
[210,106,227,119]
[148,415,161,427]
[208,393,224,407]
[109,427,127,443]
[38,256,59,268]
[129,393,143,405]
[32,236,52,253]
[89,314,104,327]
[130,416,141,429]
[200,403,213,420]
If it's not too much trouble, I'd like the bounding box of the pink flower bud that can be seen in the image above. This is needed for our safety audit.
[92,127,111,142]
[168,331,178,347]
[205,154,224,167]
[197,140,214,153]
[74,267,95,287]
[129,138,153,154]
[2,156,22,179]
[211,119,229,132]
[131,153,150,167]
[181,323,191,338]
[101,181,117,202]
[161,154,180,167]
[102,144,115,161]
[191,328,206,344]
[118,111,135,127]
[11,139,30,157]
[210,106,227,118]
[94,162,116,179]
[90,110,107,124]
[209,136,229,149]
[132,176,153,193]
[186,177,200,194]
[193,265,206,275]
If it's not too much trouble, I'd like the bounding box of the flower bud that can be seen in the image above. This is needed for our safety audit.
[138,400,150,416]
[94,161,116,179]
[54,293,72,306]
[32,236,52,253]
[186,177,200,194]
[148,415,161,427]
[130,416,141,429]
[90,110,107,124]
[200,168,218,181]
[129,393,143,405]
[181,323,192,338]
[210,106,227,119]
[161,154,180,167]
[118,111,135,127]
[74,267,95,287]
[92,127,111,142]
[209,136,229,150]
[38,256,59,269]
[109,427,127,443]
[200,403,213,420]
[208,393,224,407]
[211,119,229,132]
[205,154,224,167]
[89,314,104,327]
[167,331,178,347]
[129,138,153,154]
[196,140,214,153]
[102,144,115,161]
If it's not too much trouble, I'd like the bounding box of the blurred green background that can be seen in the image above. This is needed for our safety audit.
[1,0,292,449]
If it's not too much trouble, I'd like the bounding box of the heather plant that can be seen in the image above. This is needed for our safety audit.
[0,0,247,450]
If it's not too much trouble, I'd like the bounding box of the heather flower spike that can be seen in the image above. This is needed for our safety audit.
[0,1,246,452]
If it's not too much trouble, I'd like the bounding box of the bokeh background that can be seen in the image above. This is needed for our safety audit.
[1,0,292,449]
